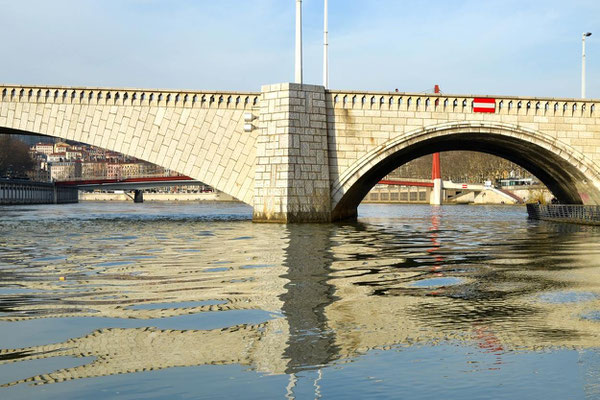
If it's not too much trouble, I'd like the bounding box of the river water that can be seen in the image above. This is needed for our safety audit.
[1,202,600,399]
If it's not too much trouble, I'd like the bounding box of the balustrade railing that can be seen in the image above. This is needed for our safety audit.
[0,85,260,109]
[3,84,597,116]
[327,90,598,117]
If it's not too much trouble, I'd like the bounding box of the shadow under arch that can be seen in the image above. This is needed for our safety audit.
[331,122,600,221]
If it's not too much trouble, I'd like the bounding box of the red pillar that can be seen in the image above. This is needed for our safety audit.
[432,153,441,180]
[430,84,443,205]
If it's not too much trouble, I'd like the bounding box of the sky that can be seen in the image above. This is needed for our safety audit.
[0,0,598,98]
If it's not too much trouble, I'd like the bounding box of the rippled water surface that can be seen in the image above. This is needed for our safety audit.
[1,202,600,399]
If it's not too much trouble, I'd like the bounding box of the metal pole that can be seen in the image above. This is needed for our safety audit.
[295,0,303,84]
[582,32,592,98]
[323,0,329,88]
[583,34,587,98]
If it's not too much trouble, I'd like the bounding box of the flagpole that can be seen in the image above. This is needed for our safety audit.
[323,0,329,88]
[295,0,303,84]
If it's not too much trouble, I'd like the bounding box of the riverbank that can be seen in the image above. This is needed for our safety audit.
[79,191,239,202]
[364,183,551,205]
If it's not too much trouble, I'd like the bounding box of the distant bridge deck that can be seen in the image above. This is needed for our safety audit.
[378,179,434,188]
[56,176,205,191]
[378,179,486,191]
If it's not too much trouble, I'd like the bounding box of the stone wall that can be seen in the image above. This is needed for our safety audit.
[254,83,330,222]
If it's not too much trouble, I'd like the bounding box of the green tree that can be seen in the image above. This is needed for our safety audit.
[0,136,35,178]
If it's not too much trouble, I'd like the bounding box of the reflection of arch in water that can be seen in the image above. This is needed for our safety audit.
[0,225,342,388]
[322,219,600,360]
[331,122,600,220]
[0,320,289,387]
[2,221,600,387]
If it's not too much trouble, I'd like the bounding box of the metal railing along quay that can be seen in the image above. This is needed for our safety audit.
[526,203,600,225]
[0,179,78,205]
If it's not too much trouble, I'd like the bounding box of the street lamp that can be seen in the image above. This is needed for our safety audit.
[582,32,592,98]
[295,0,303,84]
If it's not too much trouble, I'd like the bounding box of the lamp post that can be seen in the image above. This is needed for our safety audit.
[323,0,329,88]
[295,0,303,84]
[582,32,592,98]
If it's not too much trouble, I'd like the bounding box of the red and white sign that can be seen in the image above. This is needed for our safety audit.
[473,98,495,113]
[462,184,468,189]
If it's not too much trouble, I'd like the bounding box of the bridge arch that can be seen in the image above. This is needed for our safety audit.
[330,121,600,220]
[0,86,261,205]
[0,122,255,205]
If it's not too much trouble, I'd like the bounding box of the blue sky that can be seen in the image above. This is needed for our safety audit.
[0,0,598,98]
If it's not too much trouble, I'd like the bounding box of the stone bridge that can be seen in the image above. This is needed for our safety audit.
[2,83,600,222]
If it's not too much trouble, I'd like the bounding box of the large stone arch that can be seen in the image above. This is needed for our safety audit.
[331,122,600,220]
[0,87,260,204]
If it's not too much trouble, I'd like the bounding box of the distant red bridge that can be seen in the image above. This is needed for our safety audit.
[55,176,205,192]
[57,175,197,187]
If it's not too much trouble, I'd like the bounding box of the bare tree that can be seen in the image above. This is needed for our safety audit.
[0,136,35,179]
[388,151,533,183]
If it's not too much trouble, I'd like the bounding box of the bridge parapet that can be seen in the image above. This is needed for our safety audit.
[0,85,260,109]
[327,90,598,118]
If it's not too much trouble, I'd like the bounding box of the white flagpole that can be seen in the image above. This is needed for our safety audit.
[295,0,303,84]
[323,0,329,88]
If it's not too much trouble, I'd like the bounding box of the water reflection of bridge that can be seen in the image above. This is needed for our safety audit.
[1,221,600,388]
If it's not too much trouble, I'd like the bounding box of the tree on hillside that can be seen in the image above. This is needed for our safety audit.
[0,136,35,178]
[387,151,533,183]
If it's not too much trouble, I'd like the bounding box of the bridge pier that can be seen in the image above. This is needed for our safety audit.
[253,83,332,223]
[133,190,144,203]
[430,153,443,205]
[430,178,443,205]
